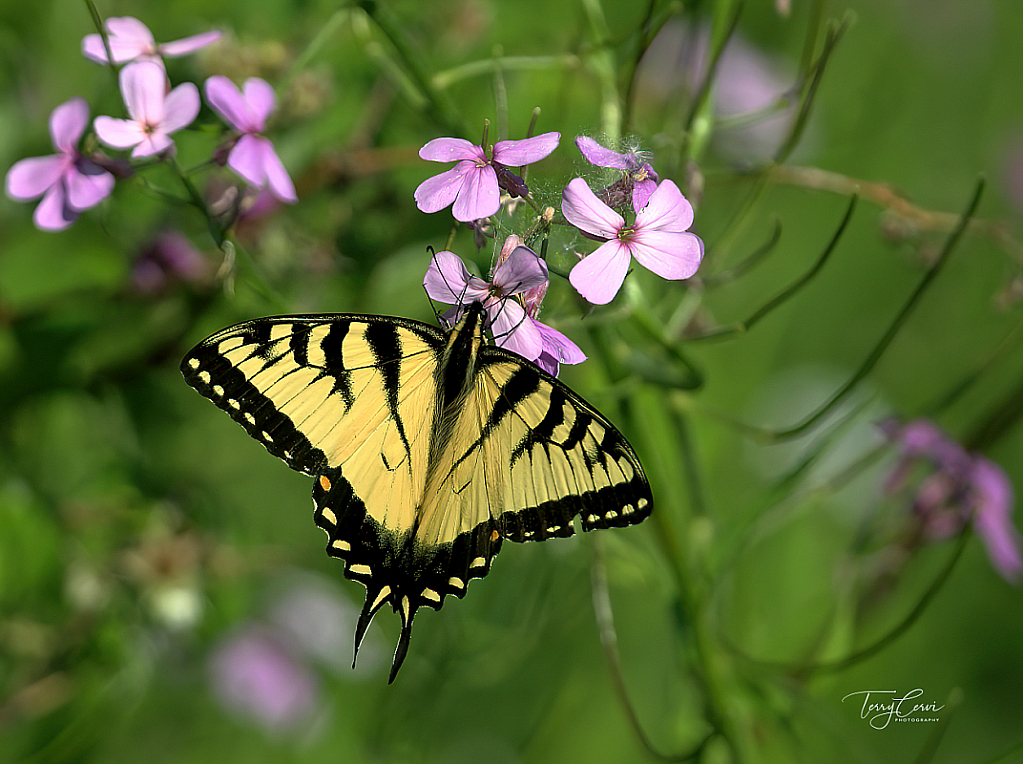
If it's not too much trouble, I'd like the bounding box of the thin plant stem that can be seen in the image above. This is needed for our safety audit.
[775,14,850,164]
[591,550,713,761]
[699,218,782,288]
[357,0,468,136]
[691,196,855,342]
[83,0,118,89]
[765,179,984,441]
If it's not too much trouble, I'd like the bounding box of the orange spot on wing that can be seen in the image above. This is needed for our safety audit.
[319,475,332,491]
[490,529,499,542]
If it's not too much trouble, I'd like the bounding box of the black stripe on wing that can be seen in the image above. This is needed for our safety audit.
[476,349,653,543]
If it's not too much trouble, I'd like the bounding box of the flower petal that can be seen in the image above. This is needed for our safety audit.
[492,132,560,166]
[66,161,115,209]
[536,321,586,365]
[258,139,297,203]
[94,116,146,150]
[561,177,624,240]
[132,133,174,158]
[34,183,77,231]
[240,79,276,131]
[569,241,631,305]
[489,301,542,361]
[159,30,221,58]
[228,134,269,187]
[631,178,658,212]
[636,179,695,232]
[83,17,154,63]
[414,163,470,213]
[205,76,254,132]
[5,155,65,200]
[419,137,485,163]
[49,97,90,152]
[630,229,704,280]
[492,246,548,295]
[424,251,481,303]
[575,135,631,169]
[121,61,167,125]
[971,459,1022,582]
[451,164,499,222]
[161,82,201,133]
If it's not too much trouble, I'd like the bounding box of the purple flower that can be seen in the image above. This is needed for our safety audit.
[209,625,318,731]
[5,97,115,231]
[131,230,208,294]
[82,16,221,65]
[424,245,551,362]
[414,132,560,222]
[562,177,704,305]
[94,62,200,158]
[576,135,659,210]
[491,235,585,376]
[884,418,1022,583]
[205,76,297,203]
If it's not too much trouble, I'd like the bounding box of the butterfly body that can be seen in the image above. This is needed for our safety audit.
[182,301,652,681]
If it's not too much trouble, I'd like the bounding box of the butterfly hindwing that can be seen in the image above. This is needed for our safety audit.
[182,302,652,682]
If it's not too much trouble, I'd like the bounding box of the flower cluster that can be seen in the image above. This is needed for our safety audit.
[414,131,705,373]
[5,17,296,232]
[882,418,1022,582]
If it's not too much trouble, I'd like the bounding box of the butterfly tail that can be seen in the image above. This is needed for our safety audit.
[353,583,391,670]
[388,595,419,684]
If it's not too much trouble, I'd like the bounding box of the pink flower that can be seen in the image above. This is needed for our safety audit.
[414,132,560,222]
[491,235,585,376]
[562,177,704,305]
[5,97,115,231]
[94,61,200,158]
[576,135,659,210]
[82,16,220,65]
[209,625,318,731]
[424,245,551,362]
[883,418,1022,583]
[205,76,297,203]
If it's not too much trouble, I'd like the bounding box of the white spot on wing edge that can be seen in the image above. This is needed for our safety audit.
[350,563,372,576]
[469,557,487,570]
[319,507,338,525]
[422,588,441,603]
[448,577,464,589]
[187,357,200,370]
[331,538,351,552]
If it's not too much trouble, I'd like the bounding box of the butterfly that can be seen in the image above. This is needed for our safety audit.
[181,299,652,681]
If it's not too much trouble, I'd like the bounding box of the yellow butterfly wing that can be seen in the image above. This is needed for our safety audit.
[182,303,652,682]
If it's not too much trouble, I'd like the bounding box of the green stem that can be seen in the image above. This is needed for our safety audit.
[693,196,855,342]
[767,179,984,441]
[358,0,468,136]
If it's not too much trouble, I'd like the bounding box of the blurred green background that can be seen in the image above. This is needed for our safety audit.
[1,0,1021,762]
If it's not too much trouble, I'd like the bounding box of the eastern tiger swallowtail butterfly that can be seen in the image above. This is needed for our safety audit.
[181,300,652,681]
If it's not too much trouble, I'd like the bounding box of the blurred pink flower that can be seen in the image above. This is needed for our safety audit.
[131,230,208,294]
[94,61,200,158]
[5,97,115,231]
[82,16,220,65]
[205,76,297,203]
[562,177,704,305]
[210,626,318,731]
[414,132,560,222]
[424,244,550,363]
[883,418,1022,582]
[576,136,659,211]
